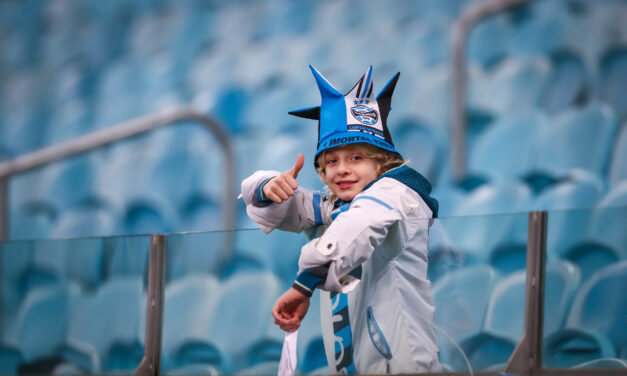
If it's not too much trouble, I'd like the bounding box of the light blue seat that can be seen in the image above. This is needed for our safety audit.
[544,261,627,368]
[207,272,283,372]
[61,276,145,374]
[450,262,580,371]
[600,48,627,120]
[445,181,532,261]
[582,182,627,262]
[540,50,590,115]
[161,275,225,373]
[473,56,551,116]
[467,14,509,68]
[529,171,605,257]
[393,121,446,184]
[166,233,224,282]
[468,112,546,182]
[42,155,102,211]
[427,220,465,283]
[432,265,499,368]
[535,102,618,180]
[609,123,627,187]
[16,283,74,363]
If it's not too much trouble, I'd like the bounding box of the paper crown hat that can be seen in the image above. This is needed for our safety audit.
[289,65,401,166]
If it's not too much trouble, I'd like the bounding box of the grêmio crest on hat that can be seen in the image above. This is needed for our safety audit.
[289,65,402,167]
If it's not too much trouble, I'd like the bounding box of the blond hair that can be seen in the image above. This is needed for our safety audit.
[316,143,407,201]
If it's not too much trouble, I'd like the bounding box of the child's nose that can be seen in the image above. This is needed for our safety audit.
[337,161,350,174]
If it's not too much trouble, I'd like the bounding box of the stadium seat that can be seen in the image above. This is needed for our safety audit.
[432,265,498,351]
[16,283,74,362]
[445,181,532,261]
[529,171,605,257]
[609,122,627,187]
[166,232,224,282]
[540,50,589,115]
[468,112,547,182]
[467,14,510,68]
[544,261,627,368]
[60,276,145,374]
[473,56,551,116]
[599,48,627,120]
[535,102,617,180]
[206,272,283,371]
[393,121,446,184]
[161,275,226,373]
[449,261,581,371]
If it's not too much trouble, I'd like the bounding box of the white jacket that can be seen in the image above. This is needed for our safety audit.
[241,166,441,374]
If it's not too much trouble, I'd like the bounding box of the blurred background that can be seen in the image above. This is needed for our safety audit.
[0,0,626,375]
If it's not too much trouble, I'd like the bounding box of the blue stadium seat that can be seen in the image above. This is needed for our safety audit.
[427,220,466,283]
[60,277,144,374]
[206,272,283,372]
[432,265,499,367]
[540,50,590,115]
[529,171,605,257]
[42,155,103,211]
[449,262,580,371]
[600,48,627,120]
[468,112,547,182]
[473,56,551,116]
[468,14,510,68]
[535,102,617,180]
[544,261,627,368]
[16,283,73,362]
[166,232,224,282]
[445,181,532,261]
[609,123,627,186]
[394,121,446,184]
[161,275,226,373]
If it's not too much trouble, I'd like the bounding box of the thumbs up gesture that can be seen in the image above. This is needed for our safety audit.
[262,154,304,204]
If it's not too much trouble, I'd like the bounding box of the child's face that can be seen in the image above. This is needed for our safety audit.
[323,144,379,201]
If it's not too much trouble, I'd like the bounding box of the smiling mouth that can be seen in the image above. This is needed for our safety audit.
[337,181,356,189]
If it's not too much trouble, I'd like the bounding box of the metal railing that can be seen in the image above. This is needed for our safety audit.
[0,107,236,257]
[450,0,530,180]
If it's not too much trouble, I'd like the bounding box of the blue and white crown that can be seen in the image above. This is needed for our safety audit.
[289,65,401,166]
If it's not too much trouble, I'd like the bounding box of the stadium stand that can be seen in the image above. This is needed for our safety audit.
[0,0,626,374]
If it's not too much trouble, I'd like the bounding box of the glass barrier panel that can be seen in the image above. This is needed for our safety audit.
[0,234,151,375]
[162,213,529,374]
[429,212,529,373]
[543,206,627,370]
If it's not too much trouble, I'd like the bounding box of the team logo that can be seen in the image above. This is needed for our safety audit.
[351,105,378,125]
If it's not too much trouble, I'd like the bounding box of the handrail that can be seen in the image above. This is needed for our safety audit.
[450,0,530,180]
[0,107,236,264]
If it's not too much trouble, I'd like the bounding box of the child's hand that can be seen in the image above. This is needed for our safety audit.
[272,287,310,332]
[263,154,305,204]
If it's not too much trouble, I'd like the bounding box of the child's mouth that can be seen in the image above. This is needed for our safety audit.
[337,181,356,189]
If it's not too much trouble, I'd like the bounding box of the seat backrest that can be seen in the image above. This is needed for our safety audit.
[433,265,499,342]
[566,261,627,348]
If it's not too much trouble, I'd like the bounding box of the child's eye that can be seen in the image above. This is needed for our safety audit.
[352,155,362,161]
[327,158,337,164]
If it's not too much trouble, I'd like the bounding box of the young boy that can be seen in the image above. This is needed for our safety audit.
[240,66,441,373]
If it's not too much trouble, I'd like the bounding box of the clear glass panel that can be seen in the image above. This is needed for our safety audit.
[543,206,627,370]
[0,234,150,375]
[429,212,529,373]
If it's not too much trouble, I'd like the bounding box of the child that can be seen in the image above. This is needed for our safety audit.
[240,66,441,374]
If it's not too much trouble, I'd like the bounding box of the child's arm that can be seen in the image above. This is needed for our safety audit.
[240,154,328,234]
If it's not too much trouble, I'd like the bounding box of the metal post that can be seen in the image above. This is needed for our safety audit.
[0,177,8,241]
[505,211,547,376]
[135,234,167,376]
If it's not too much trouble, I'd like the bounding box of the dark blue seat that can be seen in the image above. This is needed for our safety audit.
[600,48,627,120]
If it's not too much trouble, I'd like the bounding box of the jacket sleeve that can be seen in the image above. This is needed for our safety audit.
[240,170,329,234]
[293,179,432,295]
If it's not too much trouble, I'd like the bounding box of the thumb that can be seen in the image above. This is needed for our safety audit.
[290,153,305,178]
